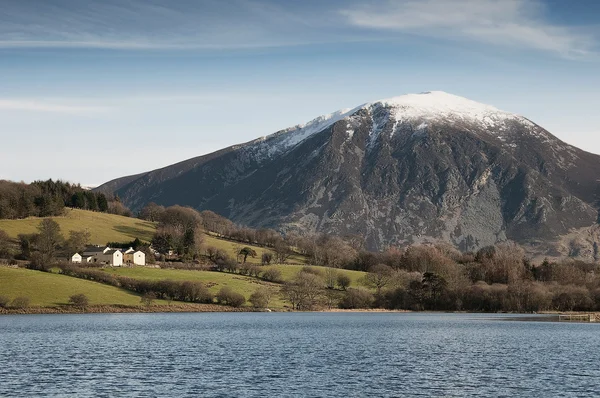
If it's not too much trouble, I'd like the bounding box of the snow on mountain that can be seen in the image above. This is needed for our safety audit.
[245,91,529,160]
[242,106,360,161]
[375,91,520,127]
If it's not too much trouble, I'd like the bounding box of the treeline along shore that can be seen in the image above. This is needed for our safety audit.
[1,183,600,314]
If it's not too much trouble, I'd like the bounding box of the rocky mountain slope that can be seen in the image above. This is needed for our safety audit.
[97,91,600,259]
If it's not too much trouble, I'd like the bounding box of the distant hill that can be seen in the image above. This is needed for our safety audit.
[96,91,600,261]
[0,208,155,244]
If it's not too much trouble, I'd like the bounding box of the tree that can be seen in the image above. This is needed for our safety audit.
[281,272,324,310]
[139,202,166,222]
[151,229,175,255]
[159,206,202,235]
[69,293,89,307]
[364,264,394,296]
[261,252,273,265]
[238,247,257,263]
[249,288,273,309]
[421,272,448,309]
[273,240,293,264]
[32,218,63,269]
[337,274,351,291]
[0,229,12,258]
[64,229,91,255]
[324,268,339,289]
[339,288,374,309]
[97,193,109,212]
[181,228,204,260]
[70,191,86,209]
[18,233,36,260]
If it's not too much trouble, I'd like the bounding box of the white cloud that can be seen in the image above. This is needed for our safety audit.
[341,0,595,58]
[0,99,108,113]
[0,0,336,50]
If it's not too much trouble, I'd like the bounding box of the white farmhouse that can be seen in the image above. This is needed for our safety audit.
[123,247,146,266]
[71,253,82,263]
[79,246,123,266]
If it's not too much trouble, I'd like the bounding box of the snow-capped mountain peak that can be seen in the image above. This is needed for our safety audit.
[368,91,519,127]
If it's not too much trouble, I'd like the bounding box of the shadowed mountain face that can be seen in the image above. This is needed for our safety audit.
[97,92,600,258]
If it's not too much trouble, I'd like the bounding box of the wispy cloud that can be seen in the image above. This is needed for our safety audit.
[0,0,340,50]
[0,99,108,113]
[341,0,596,58]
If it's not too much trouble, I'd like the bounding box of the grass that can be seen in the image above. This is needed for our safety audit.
[0,209,311,266]
[0,208,156,245]
[203,233,309,265]
[103,264,368,308]
[0,267,147,307]
[104,267,287,308]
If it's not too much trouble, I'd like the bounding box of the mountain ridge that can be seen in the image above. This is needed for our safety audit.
[96,91,600,261]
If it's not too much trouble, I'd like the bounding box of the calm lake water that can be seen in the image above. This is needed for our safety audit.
[0,312,598,397]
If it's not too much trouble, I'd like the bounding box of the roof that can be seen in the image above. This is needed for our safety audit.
[82,246,107,254]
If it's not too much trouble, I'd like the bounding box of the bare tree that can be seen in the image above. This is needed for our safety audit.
[249,288,273,309]
[281,272,324,310]
[273,240,293,264]
[64,229,91,255]
[364,264,394,296]
[324,268,339,289]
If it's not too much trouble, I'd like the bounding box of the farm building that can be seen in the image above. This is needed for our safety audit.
[71,246,123,266]
[123,247,146,266]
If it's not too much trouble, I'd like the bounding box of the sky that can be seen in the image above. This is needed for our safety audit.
[1,0,599,186]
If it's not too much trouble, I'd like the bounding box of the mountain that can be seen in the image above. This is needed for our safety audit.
[96,91,600,260]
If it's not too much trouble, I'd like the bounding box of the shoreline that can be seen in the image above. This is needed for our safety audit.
[1,306,597,320]
[0,303,252,315]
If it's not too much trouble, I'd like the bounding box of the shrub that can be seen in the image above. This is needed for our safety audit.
[339,288,374,309]
[337,274,351,290]
[0,295,10,308]
[249,288,272,309]
[261,252,273,265]
[11,296,30,309]
[69,293,89,307]
[262,268,283,283]
[141,292,157,307]
[216,287,246,307]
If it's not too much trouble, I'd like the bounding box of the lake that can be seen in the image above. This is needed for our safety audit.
[0,313,598,397]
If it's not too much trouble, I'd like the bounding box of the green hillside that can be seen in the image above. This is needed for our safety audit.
[0,208,156,244]
[106,265,367,309]
[0,209,358,311]
[203,233,308,265]
[0,209,309,265]
[0,267,145,307]
[107,267,286,307]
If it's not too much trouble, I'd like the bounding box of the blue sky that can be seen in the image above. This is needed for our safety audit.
[1,0,599,186]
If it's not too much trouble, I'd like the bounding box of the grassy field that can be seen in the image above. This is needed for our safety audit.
[0,267,146,307]
[106,267,287,308]
[0,209,365,309]
[0,208,156,244]
[0,263,368,309]
[203,233,309,265]
[104,264,368,308]
[0,209,310,265]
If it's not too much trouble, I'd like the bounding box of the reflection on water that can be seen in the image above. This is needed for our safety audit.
[0,313,598,397]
